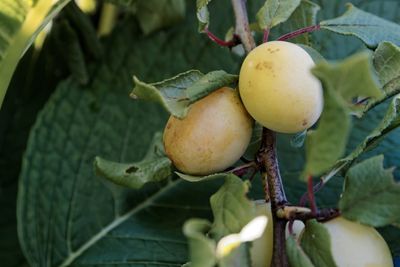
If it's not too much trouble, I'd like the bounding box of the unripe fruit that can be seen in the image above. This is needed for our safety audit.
[251,201,273,267]
[320,217,393,267]
[239,41,323,133]
[163,87,253,175]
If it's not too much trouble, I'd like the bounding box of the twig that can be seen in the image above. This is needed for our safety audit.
[204,28,240,48]
[231,0,256,53]
[307,175,317,215]
[263,28,270,43]
[277,25,320,41]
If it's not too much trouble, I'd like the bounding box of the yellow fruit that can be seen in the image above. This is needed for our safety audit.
[323,217,393,267]
[163,87,253,175]
[250,201,273,267]
[239,41,323,133]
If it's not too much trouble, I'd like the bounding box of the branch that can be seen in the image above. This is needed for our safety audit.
[257,128,289,267]
[231,0,256,53]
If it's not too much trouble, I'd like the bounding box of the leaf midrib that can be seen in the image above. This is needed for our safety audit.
[58,179,182,267]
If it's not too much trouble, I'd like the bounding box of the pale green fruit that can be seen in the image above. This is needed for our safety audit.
[163,87,253,175]
[250,201,273,267]
[324,217,393,267]
[239,41,323,133]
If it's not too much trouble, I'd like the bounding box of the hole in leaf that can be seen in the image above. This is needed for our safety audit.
[126,166,138,173]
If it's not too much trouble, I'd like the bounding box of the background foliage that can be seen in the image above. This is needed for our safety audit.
[1,0,400,266]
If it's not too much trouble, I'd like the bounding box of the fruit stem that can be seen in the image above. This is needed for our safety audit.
[277,24,320,41]
[231,0,256,53]
[228,161,257,177]
[204,28,240,48]
[307,175,318,215]
[258,128,289,267]
[263,28,270,43]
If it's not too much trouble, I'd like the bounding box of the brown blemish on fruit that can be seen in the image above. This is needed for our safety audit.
[256,62,263,70]
[302,119,308,126]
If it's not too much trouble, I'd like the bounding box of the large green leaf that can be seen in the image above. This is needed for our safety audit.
[0,17,83,266]
[320,4,400,48]
[17,2,239,265]
[0,0,71,108]
[340,155,400,227]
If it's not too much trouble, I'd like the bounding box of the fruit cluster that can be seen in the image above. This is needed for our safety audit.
[163,41,393,266]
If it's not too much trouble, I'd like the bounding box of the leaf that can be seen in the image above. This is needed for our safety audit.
[300,220,337,267]
[340,95,400,166]
[279,0,320,45]
[0,0,71,108]
[94,132,172,189]
[104,0,138,8]
[286,236,315,267]
[131,70,238,118]
[304,88,350,178]
[136,0,186,35]
[339,155,400,227]
[320,4,400,48]
[176,172,229,182]
[183,219,217,267]
[196,0,211,32]
[303,52,383,178]
[256,0,301,30]
[368,41,400,107]
[183,177,263,267]
[52,19,89,84]
[209,175,255,240]
[17,1,242,264]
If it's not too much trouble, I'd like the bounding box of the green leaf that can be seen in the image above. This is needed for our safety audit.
[256,0,301,30]
[304,88,350,178]
[279,0,320,45]
[340,95,400,166]
[320,4,400,48]
[136,0,186,35]
[366,41,400,109]
[314,52,382,104]
[186,70,238,100]
[303,52,383,177]
[52,20,89,84]
[340,155,400,227]
[183,219,217,267]
[301,220,337,267]
[131,70,238,118]
[286,236,315,267]
[0,0,71,108]
[210,175,255,240]
[196,0,211,32]
[94,132,172,189]
[176,172,229,182]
